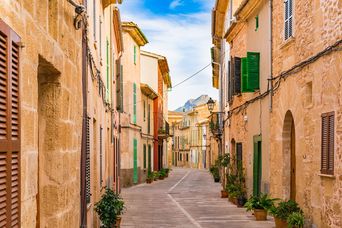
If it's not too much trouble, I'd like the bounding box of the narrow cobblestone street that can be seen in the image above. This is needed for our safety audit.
[121,168,274,228]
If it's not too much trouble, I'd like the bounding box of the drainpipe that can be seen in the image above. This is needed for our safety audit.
[80,0,88,227]
[269,0,273,112]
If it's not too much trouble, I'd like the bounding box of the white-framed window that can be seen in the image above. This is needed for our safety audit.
[284,0,293,40]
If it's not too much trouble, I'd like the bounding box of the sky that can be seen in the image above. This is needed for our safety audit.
[118,0,218,111]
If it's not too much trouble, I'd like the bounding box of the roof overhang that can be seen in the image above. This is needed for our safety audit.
[122,22,148,46]
[113,7,123,55]
[224,0,262,43]
[212,0,229,46]
[102,0,123,9]
[140,83,158,99]
[158,58,172,88]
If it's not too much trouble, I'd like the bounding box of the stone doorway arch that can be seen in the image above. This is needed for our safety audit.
[282,111,296,200]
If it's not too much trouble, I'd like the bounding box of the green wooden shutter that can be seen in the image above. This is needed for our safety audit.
[247,52,260,91]
[148,145,151,172]
[133,139,138,183]
[143,144,146,169]
[253,138,262,196]
[106,39,109,101]
[241,57,248,92]
[133,83,136,124]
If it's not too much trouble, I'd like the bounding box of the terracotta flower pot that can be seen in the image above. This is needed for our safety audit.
[165,173,169,178]
[146,179,152,184]
[274,217,288,228]
[233,197,238,205]
[159,176,164,180]
[114,216,121,228]
[254,209,267,221]
[221,190,228,198]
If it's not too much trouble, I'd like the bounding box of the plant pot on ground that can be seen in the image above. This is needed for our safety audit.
[209,165,220,182]
[244,193,277,221]
[237,195,247,208]
[153,171,159,181]
[94,188,125,228]
[221,189,228,198]
[159,169,166,180]
[146,171,153,184]
[269,199,302,228]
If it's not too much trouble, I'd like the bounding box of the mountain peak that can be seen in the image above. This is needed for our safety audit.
[174,95,210,112]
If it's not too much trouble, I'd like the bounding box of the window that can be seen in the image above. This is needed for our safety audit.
[0,19,21,226]
[143,144,147,169]
[148,145,152,171]
[321,112,334,175]
[231,57,241,95]
[148,104,151,134]
[241,52,260,92]
[284,0,293,40]
[255,15,259,31]
[133,83,137,124]
[106,39,109,101]
[116,60,123,112]
[143,101,146,121]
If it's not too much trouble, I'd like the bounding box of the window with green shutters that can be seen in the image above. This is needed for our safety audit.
[143,144,147,169]
[148,145,152,172]
[241,52,260,92]
[133,83,137,124]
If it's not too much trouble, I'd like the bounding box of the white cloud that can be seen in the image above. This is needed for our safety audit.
[119,1,218,110]
[169,0,184,9]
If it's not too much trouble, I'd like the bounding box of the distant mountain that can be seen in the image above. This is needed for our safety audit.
[175,95,210,112]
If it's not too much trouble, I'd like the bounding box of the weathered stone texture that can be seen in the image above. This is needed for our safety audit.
[270,0,342,227]
[0,0,82,227]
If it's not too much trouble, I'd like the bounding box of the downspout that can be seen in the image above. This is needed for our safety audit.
[269,0,273,112]
[80,0,88,227]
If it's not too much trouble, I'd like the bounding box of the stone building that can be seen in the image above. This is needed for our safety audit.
[269,0,342,227]
[212,0,342,227]
[84,1,123,227]
[120,22,148,187]
[169,102,219,169]
[0,0,84,227]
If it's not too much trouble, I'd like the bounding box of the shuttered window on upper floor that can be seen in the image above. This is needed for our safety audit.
[321,112,334,175]
[284,0,293,40]
[241,52,260,93]
[0,19,21,228]
[133,83,137,124]
[115,59,123,112]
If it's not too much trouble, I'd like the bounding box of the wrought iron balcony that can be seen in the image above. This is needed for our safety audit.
[209,113,222,137]
[158,121,170,139]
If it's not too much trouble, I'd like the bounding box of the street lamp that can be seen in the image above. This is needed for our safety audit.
[207,97,215,113]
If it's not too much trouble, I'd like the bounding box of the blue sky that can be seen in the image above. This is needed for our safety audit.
[119,0,218,111]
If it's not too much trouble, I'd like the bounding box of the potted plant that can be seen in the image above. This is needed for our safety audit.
[153,171,159,181]
[159,169,166,180]
[164,168,170,177]
[221,188,228,198]
[244,193,277,221]
[236,186,247,208]
[209,165,220,182]
[287,212,304,228]
[269,200,302,228]
[226,183,239,204]
[94,188,125,228]
[146,170,153,184]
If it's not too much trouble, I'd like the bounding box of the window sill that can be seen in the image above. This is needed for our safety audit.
[280,36,295,49]
[318,173,335,179]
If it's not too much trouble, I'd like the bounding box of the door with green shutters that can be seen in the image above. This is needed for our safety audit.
[133,139,138,183]
[247,52,260,91]
[253,136,262,196]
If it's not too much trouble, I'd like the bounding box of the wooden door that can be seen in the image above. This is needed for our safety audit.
[290,120,296,200]
[253,136,262,196]
[133,139,138,184]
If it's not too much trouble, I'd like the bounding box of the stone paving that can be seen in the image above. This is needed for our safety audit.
[121,168,274,228]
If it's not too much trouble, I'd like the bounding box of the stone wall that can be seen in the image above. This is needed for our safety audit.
[270,0,342,227]
[0,0,83,227]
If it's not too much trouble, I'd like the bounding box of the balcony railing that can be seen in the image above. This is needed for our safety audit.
[158,121,170,139]
[209,113,222,136]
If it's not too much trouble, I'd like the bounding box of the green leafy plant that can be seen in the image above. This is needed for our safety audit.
[147,170,154,180]
[164,168,170,174]
[209,165,220,181]
[287,212,304,228]
[244,193,277,211]
[269,200,302,221]
[153,171,159,180]
[94,188,125,228]
[159,169,166,177]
